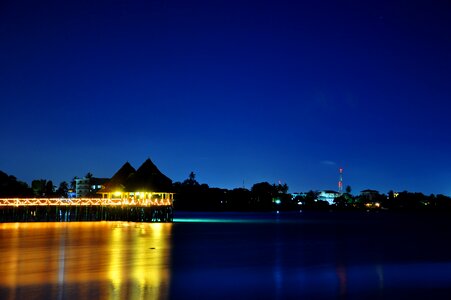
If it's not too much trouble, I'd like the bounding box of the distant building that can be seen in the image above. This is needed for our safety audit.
[90,178,109,193]
[360,189,380,202]
[291,192,307,199]
[75,178,90,198]
[75,177,109,198]
[318,190,340,205]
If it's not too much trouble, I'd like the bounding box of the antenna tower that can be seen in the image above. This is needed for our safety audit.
[338,167,343,194]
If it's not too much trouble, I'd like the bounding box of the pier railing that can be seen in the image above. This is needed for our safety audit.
[0,198,173,222]
[0,198,172,207]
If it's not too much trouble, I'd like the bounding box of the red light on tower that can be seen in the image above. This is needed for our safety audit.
[338,168,343,193]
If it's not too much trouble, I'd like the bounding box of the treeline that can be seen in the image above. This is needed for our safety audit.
[332,190,451,211]
[173,172,291,211]
[2,170,451,212]
[0,171,33,197]
[0,170,71,198]
[173,173,451,212]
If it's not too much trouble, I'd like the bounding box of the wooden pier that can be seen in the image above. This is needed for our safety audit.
[0,198,173,222]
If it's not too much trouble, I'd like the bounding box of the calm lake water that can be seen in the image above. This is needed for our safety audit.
[1,211,451,299]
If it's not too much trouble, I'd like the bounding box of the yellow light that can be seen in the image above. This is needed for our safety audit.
[114,191,122,197]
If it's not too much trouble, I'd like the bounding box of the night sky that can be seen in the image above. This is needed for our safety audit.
[1,0,450,195]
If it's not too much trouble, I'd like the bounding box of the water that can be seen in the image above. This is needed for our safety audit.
[2,211,451,299]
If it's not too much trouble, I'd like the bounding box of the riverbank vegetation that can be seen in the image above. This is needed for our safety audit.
[172,173,451,212]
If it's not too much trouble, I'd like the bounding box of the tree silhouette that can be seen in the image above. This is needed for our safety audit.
[251,182,275,210]
[274,183,289,194]
[183,171,199,186]
[70,176,78,191]
[346,185,352,194]
[32,179,47,196]
[45,180,55,196]
[0,171,33,197]
[56,181,69,198]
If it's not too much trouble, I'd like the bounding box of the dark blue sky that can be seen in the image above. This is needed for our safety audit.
[1,0,450,195]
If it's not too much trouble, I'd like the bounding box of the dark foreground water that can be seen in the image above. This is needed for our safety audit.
[2,211,451,299]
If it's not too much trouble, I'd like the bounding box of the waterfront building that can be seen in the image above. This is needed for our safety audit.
[98,159,174,205]
[0,158,174,222]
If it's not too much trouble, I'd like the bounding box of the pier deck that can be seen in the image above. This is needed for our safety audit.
[0,198,173,222]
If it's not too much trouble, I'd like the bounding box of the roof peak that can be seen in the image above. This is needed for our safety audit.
[102,158,172,193]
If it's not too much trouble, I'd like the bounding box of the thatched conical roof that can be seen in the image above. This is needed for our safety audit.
[98,162,136,193]
[125,158,172,192]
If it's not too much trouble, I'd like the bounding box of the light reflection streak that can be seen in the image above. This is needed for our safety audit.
[376,264,384,291]
[273,242,282,300]
[57,226,66,300]
[0,222,172,300]
[336,262,347,297]
[109,224,123,299]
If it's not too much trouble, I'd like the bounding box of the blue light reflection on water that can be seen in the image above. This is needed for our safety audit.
[170,211,451,299]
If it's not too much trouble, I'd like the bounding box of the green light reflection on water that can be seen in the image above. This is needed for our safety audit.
[172,213,326,224]
[173,218,260,223]
[172,216,303,223]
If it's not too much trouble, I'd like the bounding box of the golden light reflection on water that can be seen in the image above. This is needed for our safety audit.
[0,222,172,300]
